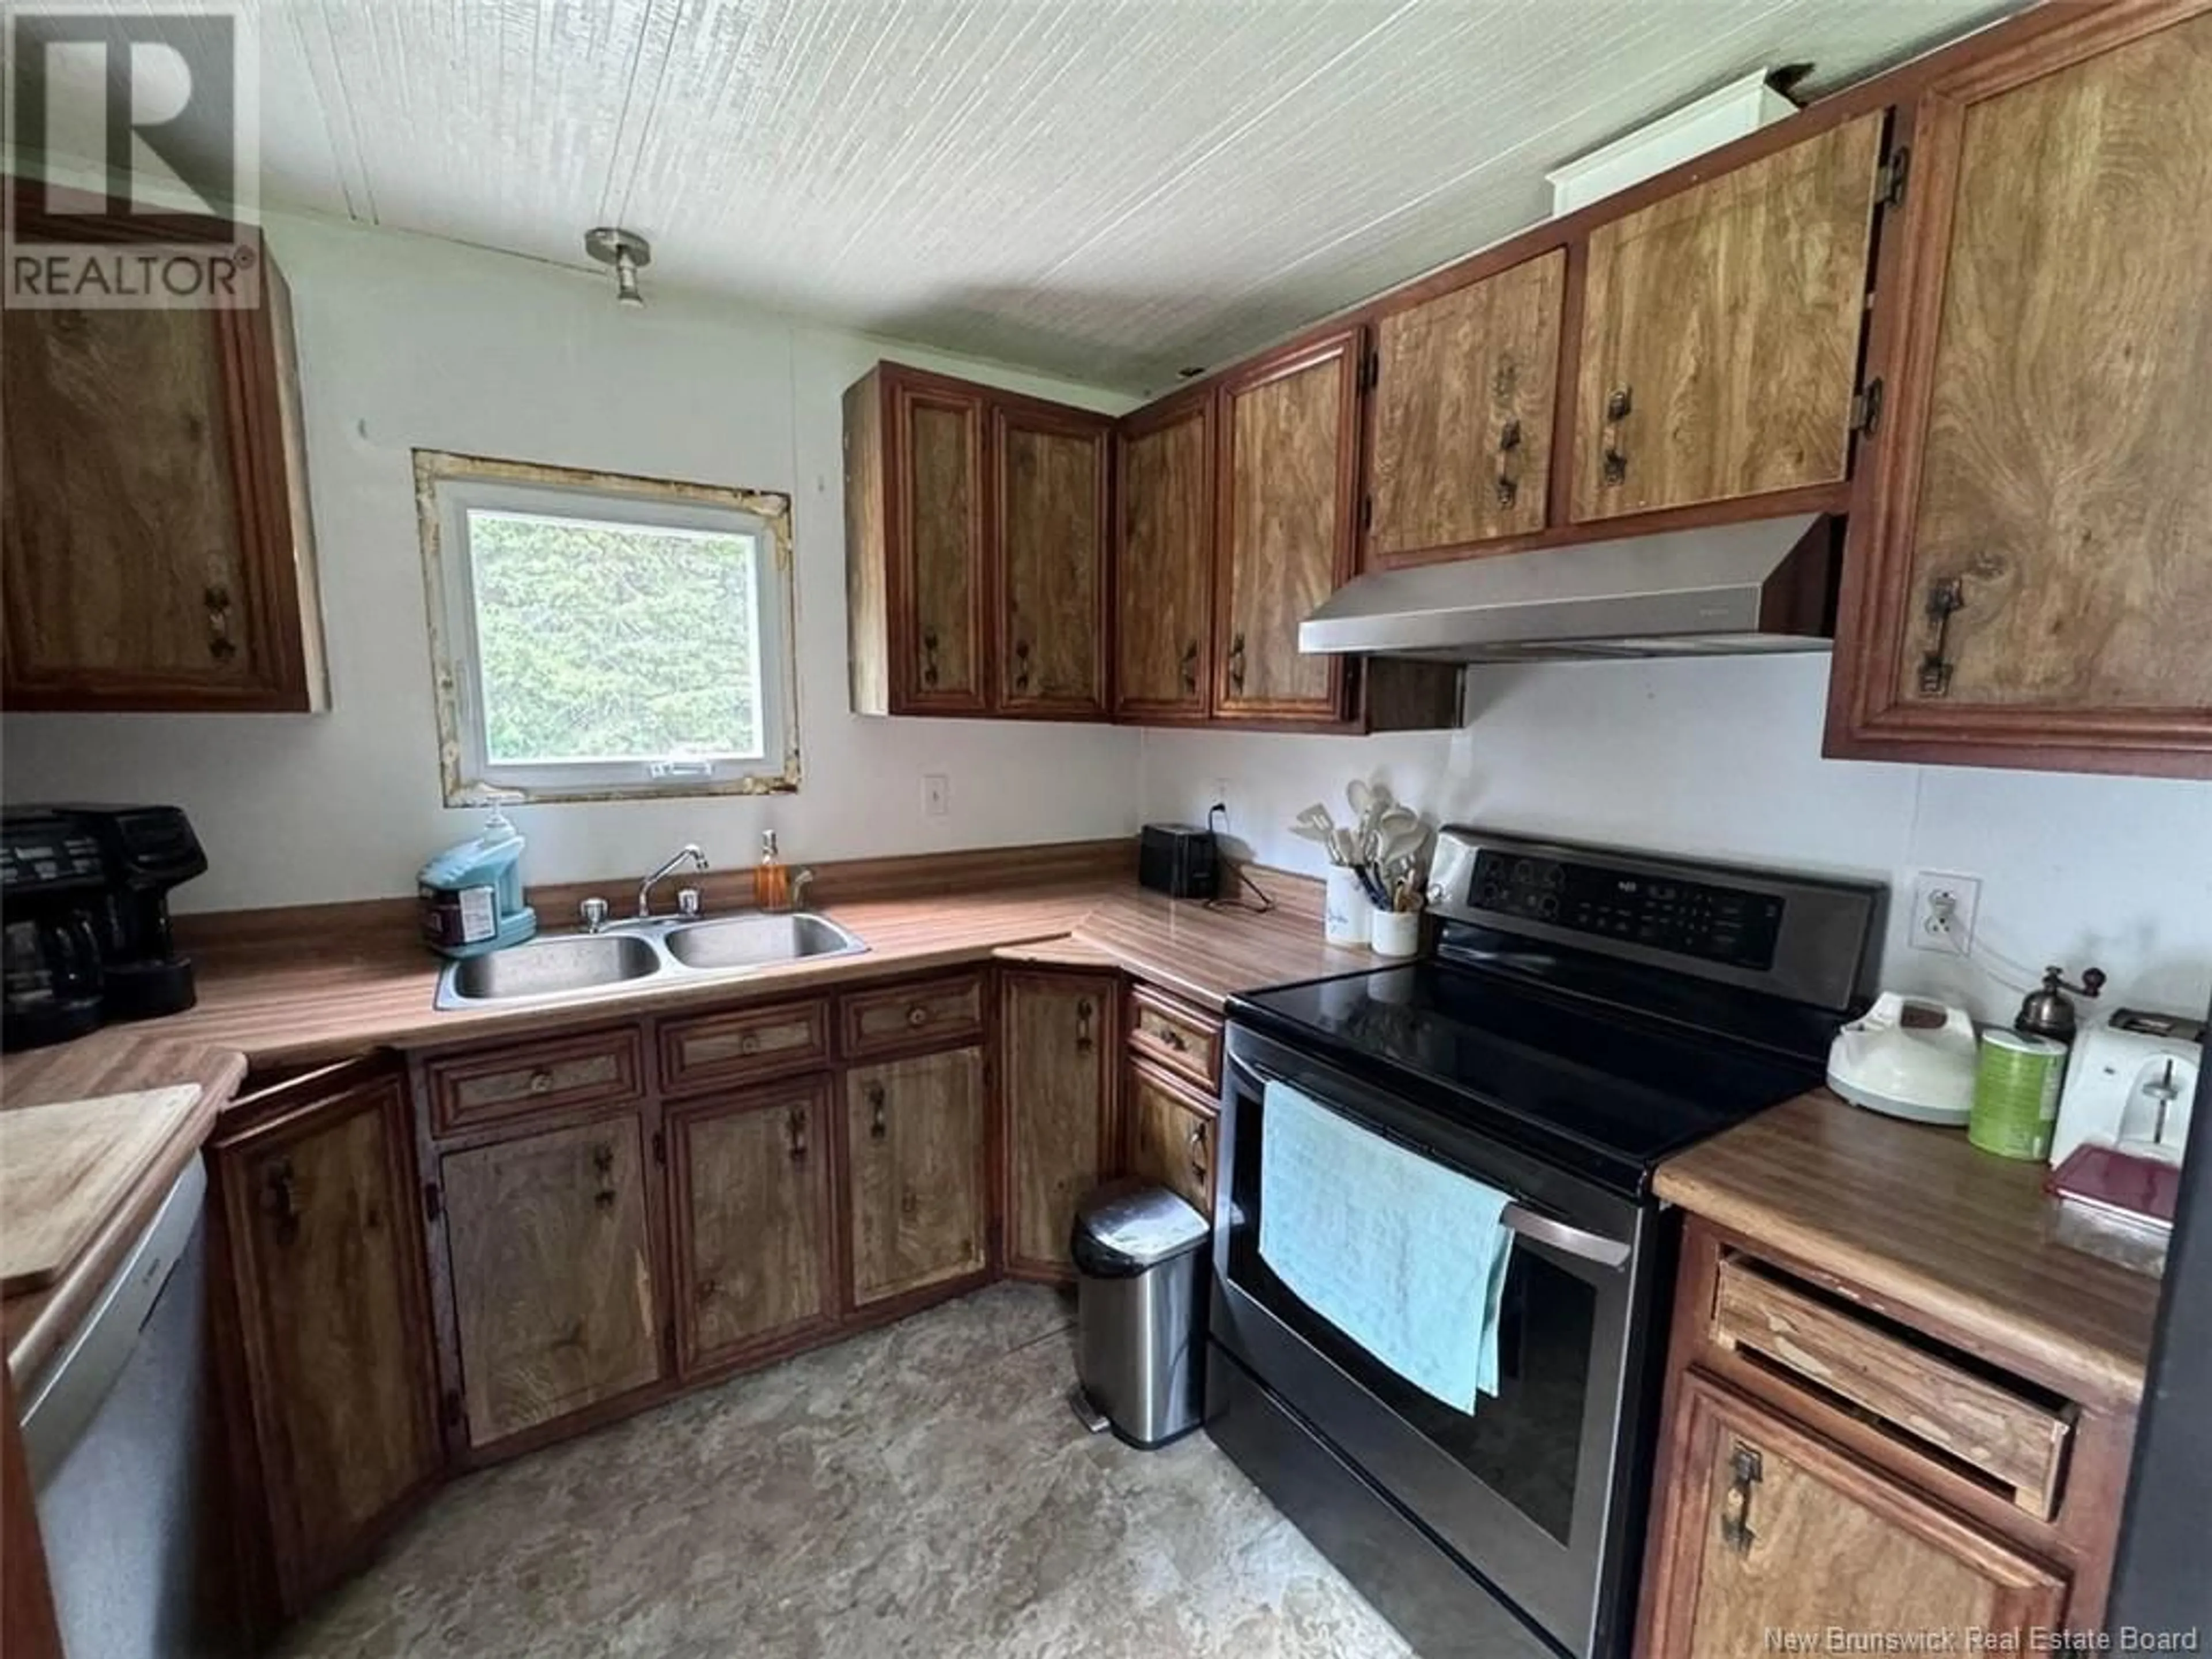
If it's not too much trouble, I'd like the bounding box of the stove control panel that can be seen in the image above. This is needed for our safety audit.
[1469,849,1785,971]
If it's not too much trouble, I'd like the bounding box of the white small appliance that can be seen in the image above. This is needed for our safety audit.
[1826,992,1979,1126]
[2050,1007,2204,1169]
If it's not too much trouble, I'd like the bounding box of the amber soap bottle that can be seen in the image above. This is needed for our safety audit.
[753,828,789,911]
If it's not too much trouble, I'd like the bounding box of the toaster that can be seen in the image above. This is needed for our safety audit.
[1138,824,1218,900]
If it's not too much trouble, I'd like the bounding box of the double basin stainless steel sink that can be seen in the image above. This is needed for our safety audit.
[434,911,866,1012]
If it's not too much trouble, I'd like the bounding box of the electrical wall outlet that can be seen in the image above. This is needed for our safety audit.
[1209,778,1233,823]
[922,773,950,818]
[1909,871,1981,957]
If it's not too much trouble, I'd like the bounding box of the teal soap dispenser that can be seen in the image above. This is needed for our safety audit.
[417,792,538,958]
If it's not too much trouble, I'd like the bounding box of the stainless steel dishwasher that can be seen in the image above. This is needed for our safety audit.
[19,1157,214,1659]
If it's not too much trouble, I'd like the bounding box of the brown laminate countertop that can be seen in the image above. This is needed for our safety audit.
[2,1033,248,1385]
[0,877,1365,1380]
[71,881,1370,1071]
[1656,1090,2163,1407]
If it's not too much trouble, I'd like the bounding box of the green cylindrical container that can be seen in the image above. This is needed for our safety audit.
[1969,1030,2068,1160]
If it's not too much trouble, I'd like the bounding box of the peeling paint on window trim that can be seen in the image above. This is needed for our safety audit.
[413,448,802,805]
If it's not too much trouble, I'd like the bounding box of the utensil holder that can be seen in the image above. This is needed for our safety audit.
[1324,868,1372,946]
[1370,908,1422,960]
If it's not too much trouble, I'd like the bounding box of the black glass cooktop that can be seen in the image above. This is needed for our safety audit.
[1230,956,1834,1189]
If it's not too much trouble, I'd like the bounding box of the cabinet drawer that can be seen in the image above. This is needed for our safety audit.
[1126,984,1222,1089]
[658,998,830,1095]
[839,971,986,1059]
[1710,1255,2073,1520]
[425,1027,645,1137]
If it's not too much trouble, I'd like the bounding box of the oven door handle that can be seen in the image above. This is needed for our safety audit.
[1228,1050,1633,1271]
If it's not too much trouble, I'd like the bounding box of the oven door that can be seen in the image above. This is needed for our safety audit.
[1210,1022,1662,1659]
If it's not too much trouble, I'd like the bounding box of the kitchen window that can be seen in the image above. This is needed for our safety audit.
[414,451,800,804]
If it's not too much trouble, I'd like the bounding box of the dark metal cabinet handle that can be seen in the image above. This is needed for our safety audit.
[205,583,238,662]
[787,1103,809,1163]
[904,1003,930,1029]
[1013,638,1032,694]
[590,1142,618,1210]
[1496,418,1523,508]
[737,1031,760,1056]
[1179,641,1200,695]
[1600,387,1631,488]
[1156,1022,1188,1052]
[262,1157,300,1244]
[1075,999,1094,1055]
[867,1082,888,1140]
[1226,632,1247,694]
[921,626,940,688]
[696,1276,719,1305]
[1918,577,1965,698]
[1719,1444,1763,1554]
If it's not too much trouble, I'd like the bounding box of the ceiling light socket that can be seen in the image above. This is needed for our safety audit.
[584,226,652,309]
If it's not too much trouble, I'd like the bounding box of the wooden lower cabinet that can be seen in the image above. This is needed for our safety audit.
[438,1113,664,1449]
[1123,1058,1217,1219]
[1000,971,1116,1279]
[843,1046,990,1306]
[1641,1372,2069,1654]
[668,1078,836,1376]
[209,1061,441,1616]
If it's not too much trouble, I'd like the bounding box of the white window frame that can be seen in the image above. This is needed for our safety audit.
[413,450,801,804]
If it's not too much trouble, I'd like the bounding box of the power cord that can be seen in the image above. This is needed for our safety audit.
[1202,800,1275,914]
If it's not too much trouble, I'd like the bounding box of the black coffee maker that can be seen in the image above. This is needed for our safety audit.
[1,804,208,1050]
[2,809,112,1050]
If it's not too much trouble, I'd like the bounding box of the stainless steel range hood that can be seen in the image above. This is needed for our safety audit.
[1300,514,1839,662]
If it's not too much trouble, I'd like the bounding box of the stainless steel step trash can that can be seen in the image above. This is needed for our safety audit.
[1070,1181,1210,1449]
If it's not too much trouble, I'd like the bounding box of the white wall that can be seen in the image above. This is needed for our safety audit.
[1141,655,2212,1025]
[0,215,1143,914]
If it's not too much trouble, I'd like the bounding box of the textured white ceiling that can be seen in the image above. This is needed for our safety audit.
[79,0,2020,392]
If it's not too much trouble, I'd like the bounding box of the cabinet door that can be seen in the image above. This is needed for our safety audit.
[213,1067,440,1612]
[1571,113,1885,524]
[1828,7,2212,777]
[1642,1373,2067,1654]
[891,374,988,713]
[844,1047,988,1306]
[440,1115,662,1448]
[4,309,255,704]
[1124,1059,1216,1220]
[1001,972,1115,1279]
[995,400,1110,718]
[668,1079,834,1377]
[1214,330,1361,722]
[1368,249,1566,561]
[1115,394,1215,721]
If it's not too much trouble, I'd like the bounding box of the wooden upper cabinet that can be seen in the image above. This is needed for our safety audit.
[844,1046,989,1307]
[1640,1373,2067,1654]
[846,365,989,715]
[1001,971,1116,1279]
[1367,249,1566,563]
[438,1114,663,1449]
[846,361,1115,721]
[2,244,327,711]
[1214,329,1362,722]
[1828,3,2212,777]
[994,400,1111,718]
[1571,112,1887,524]
[1115,393,1215,721]
[211,1063,440,1613]
[668,1079,835,1377]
